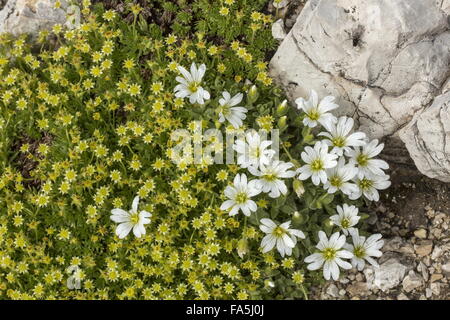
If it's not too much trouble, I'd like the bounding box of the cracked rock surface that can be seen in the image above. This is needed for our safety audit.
[400,92,450,182]
[0,0,79,39]
[269,0,450,182]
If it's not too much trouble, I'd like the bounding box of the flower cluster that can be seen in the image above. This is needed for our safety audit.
[296,90,389,280]
[215,88,389,281]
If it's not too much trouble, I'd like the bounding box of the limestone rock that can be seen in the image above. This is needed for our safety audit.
[441,261,450,276]
[402,271,423,293]
[272,19,287,41]
[414,240,434,257]
[364,258,408,292]
[399,92,450,182]
[346,282,369,297]
[0,0,80,38]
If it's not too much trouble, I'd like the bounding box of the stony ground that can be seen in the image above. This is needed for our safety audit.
[311,142,450,300]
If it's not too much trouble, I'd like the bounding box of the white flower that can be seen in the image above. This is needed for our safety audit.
[330,204,360,236]
[233,131,275,169]
[344,229,384,271]
[110,196,152,239]
[174,62,210,104]
[220,173,261,216]
[304,231,353,281]
[347,139,389,178]
[323,157,359,195]
[295,89,338,128]
[350,173,391,201]
[319,116,367,156]
[218,91,247,129]
[259,218,305,257]
[297,141,338,186]
[248,160,296,198]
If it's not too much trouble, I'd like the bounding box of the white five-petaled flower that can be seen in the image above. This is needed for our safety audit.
[304,231,353,281]
[248,160,296,198]
[217,91,248,129]
[319,116,367,156]
[323,157,359,195]
[297,141,338,186]
[174,62,210,104]
[349,173,391,202]
[295,89,339,128]
[220,173,261,216]
[259,218,305,257]
[233,131,276,169]
[330,204,360,236]
[110,196,152,239]
[344,229,384,271]
[346,139,389,178]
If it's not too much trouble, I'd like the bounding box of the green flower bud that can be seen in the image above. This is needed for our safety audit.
[248,85,258,103]
[237,238,249,259]
[293,180,305,198]
[264,279,275,288]
[323,218,334,232]
[277,115,287,130]
[276,99,288,116]
[292,210,304,224]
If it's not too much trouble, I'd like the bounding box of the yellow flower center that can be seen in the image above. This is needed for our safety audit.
[340,218,350,229]
[329,175,342,187]
[250,147,261,159]
[332,136,346,147]
[130,212,140,224]
[322,248,337,261]
[263,171,277,181]
[357,154,369,166]
[359,178,373,190]
[188,81,200,93]
[353,245,366,259]
[235,192,248,204]
[272,226,285,238]
[311,159,324,171]
[307,109,320,121]
[219,105,231,116]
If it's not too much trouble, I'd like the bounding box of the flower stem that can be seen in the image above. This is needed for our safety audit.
[281,143,298,167]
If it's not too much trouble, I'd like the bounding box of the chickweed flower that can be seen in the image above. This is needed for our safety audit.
[323,157,358,195]
[110,196,152,239]
[297,141,338,185]
[350,173,391,201]
[259,218,305,257]
[248,160,296,198]
[220,174,261,216]
[304,231,353,280]
[329,204,360,235]
[347,139,389,178]
[295,89,338,128]
[319,116,367,156]
[217,91,248,129]
[344,229,384,271]
[233,131,275,169]
[174,62,210,104]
